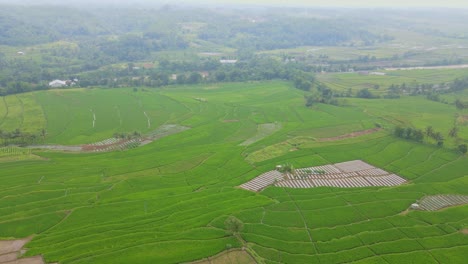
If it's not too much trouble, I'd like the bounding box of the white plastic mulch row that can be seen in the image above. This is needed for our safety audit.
[276,177,373,188]
[276,179,315,188]
[357,168,389,176]
[334,160,375,172]
[276,174,406,189]
[289,171,360,179]
[240,160,408,192]
[296,165,342,174]
[240,170,283,192]
[90,138,119,146]
[364,174,406,186]
[92,139,140,152]
[418,195,468,211]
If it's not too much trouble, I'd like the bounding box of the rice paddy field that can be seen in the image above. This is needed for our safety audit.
[0,81,467,263]
[317,68,468,96]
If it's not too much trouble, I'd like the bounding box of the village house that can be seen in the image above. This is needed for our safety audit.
[220,59,238,64]
[199,71,209,79]
[48,80,67,88]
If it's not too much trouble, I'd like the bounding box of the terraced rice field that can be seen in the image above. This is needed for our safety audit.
[241,160,407,191]
[0,147,41,163]
[27,124,190,153]
[0,82,467,263]
[240,123,282,146]
[414,195,468,211]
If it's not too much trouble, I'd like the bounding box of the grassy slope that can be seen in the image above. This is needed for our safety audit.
[0,82,466,263]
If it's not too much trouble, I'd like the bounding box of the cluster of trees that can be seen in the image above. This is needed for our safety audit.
[78,56,318,89]
[451,77,468,92]
[394,126,426,143]
[200,15,385,50]
[304,83,340,107]
[0,4,390,96]
[356,88,378,99]
[0,129,45,146]
[380,78,467,101]
[113,131,142,140]
[1,54,319,95]
[455,99,468,110]
[394,125,463,149]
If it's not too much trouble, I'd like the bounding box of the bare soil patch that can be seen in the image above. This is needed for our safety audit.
[318,128,381,142]
[0,237,44,264]
[223,119,239,123]
[0,238,30,256]
[399,209,410,216]
[461,229,468,235]
[457,115,468,125]
[190,249,255,264]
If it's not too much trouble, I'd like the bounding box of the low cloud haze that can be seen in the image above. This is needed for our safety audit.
[1,0,467,8]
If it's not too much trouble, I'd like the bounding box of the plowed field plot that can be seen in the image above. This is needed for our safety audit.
[240,160,407,192]
[412,195,468,211]
[0,238,44,264]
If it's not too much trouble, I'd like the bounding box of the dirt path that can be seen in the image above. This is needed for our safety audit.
[317,128,381,142]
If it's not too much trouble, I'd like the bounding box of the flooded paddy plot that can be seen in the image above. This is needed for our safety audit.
[240,160,407,192]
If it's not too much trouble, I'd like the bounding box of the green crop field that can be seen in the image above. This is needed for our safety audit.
[0,81,467,264]
[317,68,468,95]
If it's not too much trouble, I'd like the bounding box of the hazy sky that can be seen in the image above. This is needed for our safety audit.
[199,0,468,7]
[1,0,468,8]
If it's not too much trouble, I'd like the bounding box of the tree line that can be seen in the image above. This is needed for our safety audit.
[394,125,466,154]
[0,129,46,146]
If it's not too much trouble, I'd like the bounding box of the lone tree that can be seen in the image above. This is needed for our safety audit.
[448,126,458,138]
[458,144,467,154]
[425,126,434,137]
[224,216,244,237]
[278,163,295,174]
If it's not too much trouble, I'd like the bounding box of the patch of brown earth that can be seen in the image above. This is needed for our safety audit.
[223,120,239,123]
[0,237,44,264]
[318,128,382,142]
[457,115,468,125]
[399,209,410,216]
[190,249,255,264]
[461,229,468,235]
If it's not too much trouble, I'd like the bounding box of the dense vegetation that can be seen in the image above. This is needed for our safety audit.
[2,5,468,97]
